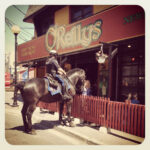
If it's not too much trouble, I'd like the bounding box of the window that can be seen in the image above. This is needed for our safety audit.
[70,5,92,23]
[119,39,145,104]
[33,7,54,37]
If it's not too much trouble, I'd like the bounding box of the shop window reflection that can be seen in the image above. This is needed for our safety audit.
[98,59,109,97]
[119,47,145,104]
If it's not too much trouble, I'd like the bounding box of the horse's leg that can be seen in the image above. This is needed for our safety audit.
[59,101,65,125]
[26,103,37,135]
[66,99,75,127]
[21,102,29,133]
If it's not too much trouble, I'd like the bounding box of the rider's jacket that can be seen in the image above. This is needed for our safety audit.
[46,56,61,77]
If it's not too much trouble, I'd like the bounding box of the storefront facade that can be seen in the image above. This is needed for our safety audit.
[18,5,145,103]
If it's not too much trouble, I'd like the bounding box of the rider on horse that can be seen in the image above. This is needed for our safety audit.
[46,50,72,100]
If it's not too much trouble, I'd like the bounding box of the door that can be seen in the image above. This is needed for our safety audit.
[36,66,46,78]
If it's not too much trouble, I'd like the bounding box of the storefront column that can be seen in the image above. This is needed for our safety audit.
[115,53,119,100]
[108,46,113,98]
[27,65,30,80]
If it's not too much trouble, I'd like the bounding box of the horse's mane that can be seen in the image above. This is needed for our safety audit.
[67,68,85,76]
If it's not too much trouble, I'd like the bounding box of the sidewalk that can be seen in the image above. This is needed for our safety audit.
[36,112,141,145]
[5,91,143,145]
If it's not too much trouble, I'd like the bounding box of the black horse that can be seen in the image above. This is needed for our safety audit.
[16,68,85,134]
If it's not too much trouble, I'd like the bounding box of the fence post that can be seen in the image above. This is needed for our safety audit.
[127,102,131,134]
[137,105,142,137]
[118,102,121,130]
[115,102,118,130]
[124,103,128,132]
[134,105,138,136]
[141,105,145,137]
[121,103,124,131]
[109,101,112,128]
[106,99,110,128]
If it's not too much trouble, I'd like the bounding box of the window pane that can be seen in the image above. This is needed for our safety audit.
[99,70,109,97]
[122,77,138,87]
[71,6,92,23]
[84,13,92,18]
[121,55,138,65]
[121,77,138,100]
[139,64,145,76]
[83,6,92,14]
[139,76,145,87]
[122,65,138,76]
[73,10,82,18]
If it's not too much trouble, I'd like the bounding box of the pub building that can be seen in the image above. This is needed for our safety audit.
[18,5,145,104]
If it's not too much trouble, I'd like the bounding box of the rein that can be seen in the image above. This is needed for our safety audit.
[65,74,76,91]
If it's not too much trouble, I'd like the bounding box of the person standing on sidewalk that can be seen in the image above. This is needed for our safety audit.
[125,92,132,104]
[82,80,91,96]
[131,93,140,104]
[80,80,91,125]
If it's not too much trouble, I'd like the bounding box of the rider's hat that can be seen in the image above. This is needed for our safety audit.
[49,50,58,56]
[49,50,57,54]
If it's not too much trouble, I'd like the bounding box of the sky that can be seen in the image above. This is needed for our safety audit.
[5,5,34,68]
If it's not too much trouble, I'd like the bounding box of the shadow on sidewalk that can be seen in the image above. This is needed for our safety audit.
[5,125,24,132]
[11,94,23,102]
[34,120,60,130]
[6,120,60,133]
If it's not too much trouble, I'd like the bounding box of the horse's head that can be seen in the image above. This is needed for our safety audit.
[67,68,86,94]
[75,72,85,94]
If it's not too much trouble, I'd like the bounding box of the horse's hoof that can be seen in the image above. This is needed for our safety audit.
[69,122,75,127]
[66,122,70,126]
[26,129,36,135]
[60,121,65,126]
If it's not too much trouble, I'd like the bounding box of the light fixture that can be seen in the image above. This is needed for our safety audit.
[96,44,108,64]
[11,25,20,107]
[131,57,135,62]
[11,25,21,34]
[128,44,131,48]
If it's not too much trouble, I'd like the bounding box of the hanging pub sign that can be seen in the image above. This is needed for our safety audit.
[17,5,144,63]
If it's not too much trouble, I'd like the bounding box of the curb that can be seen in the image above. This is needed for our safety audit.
[32,112,101,145]
[54,126,101,145]
[32,109,101,145]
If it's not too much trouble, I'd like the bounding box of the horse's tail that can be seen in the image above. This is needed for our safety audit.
[16,81,25,95]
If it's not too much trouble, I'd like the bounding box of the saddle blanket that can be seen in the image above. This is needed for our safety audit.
[44,77,61,96]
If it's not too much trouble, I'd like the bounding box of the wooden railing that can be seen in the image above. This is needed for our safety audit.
[37,95,145,137]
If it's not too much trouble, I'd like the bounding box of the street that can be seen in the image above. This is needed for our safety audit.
[5,92,86,145]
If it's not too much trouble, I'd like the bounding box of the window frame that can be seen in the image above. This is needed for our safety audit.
[70,5,93,23]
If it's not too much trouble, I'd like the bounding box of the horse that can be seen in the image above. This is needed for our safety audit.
[16,68,86,134]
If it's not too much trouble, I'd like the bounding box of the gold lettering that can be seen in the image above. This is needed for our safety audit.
[71,26,77,47]
[65,32,72,47]
[76,24,81,46]
[56,26,66,49]
[81,25,93,47]
[45,19,102,51]
[92,20,102,41]
[45,26,56,51]
[20,46,35,57]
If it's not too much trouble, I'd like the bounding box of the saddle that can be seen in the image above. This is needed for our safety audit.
[44,73,59,89]
[45,73,74,98]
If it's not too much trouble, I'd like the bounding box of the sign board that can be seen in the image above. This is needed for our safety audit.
[18,5,145,63]
[18,68,35,81]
